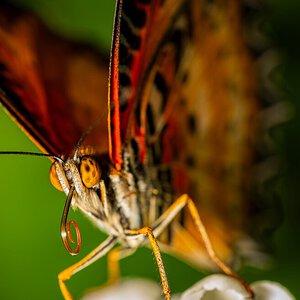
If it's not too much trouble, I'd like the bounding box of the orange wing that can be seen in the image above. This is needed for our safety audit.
[108,0,185,167]
[154,0,281,268]
[0,3,109,156]
[110,0,283,269]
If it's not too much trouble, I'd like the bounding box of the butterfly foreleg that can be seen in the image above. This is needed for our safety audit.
[125,227,171,300]
[107,246,136,284]
[58,236,117,300]
[154,194,254,298]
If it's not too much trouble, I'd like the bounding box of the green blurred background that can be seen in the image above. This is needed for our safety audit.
[0,1,299,299]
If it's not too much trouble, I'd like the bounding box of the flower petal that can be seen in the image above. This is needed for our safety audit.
[81,278,161,300]
[251,281,295,300]
[180,274,249,300]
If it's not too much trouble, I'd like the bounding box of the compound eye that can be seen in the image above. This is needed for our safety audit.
[49,162,65,191]
[80,157,101,188]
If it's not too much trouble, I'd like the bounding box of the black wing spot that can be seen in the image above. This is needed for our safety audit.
[187,114,197,134]
[154,72,169,112]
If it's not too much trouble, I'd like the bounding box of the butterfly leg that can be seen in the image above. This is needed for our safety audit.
[107,246,136,284]
[152,194,254,298]
[125,227,171,300]
[58,236,117,300]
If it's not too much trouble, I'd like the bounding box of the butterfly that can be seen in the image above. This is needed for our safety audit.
[0,0,281,299]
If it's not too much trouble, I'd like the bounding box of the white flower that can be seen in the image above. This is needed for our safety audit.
[179,274,249,300]
[81,278,161,300]
[179,274,295,300]
[81,275,296,300]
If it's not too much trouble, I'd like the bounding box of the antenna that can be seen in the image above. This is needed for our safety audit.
[73,120,100,161]
[0,151,64,163]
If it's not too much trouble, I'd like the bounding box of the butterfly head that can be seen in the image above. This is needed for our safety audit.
[48,154,102,256]
[50,122,102,194]
[48,130,102,256]
[49,155,101,193]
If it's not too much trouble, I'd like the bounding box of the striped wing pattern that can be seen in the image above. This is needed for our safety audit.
[109,0,185,166]
[110,0,280,268]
